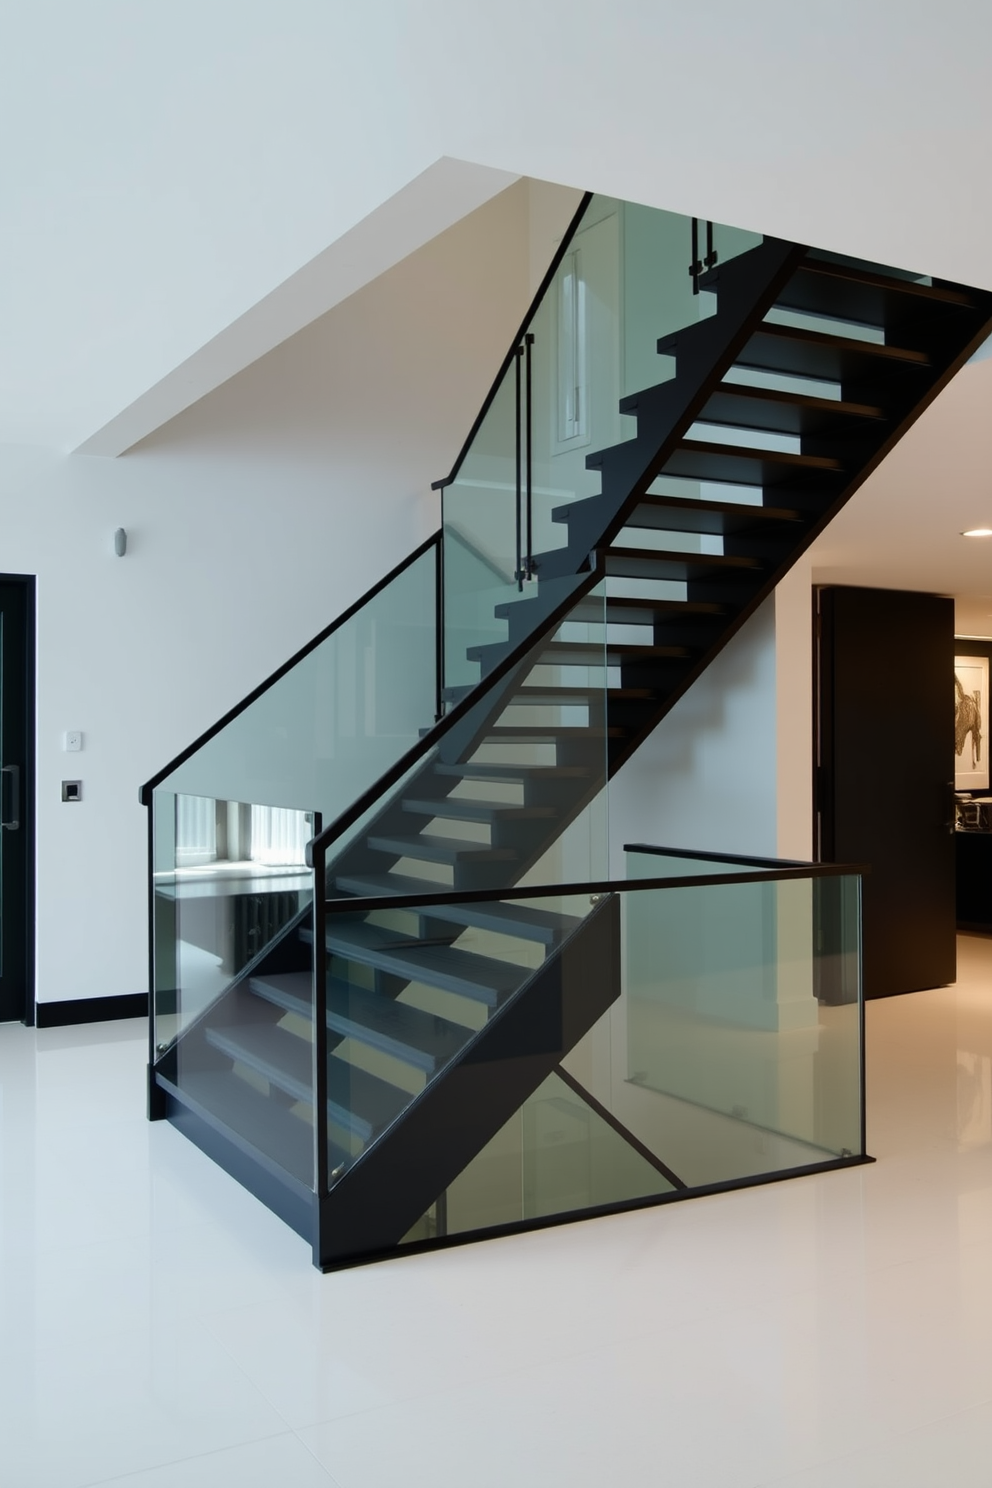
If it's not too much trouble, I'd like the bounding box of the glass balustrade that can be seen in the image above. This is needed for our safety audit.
[440,196,763,694]
[146,538,440,1193]
[299,853,865,1265]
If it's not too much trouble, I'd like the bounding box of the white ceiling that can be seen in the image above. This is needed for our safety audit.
[5,1,992,453]
[808,356,992,634]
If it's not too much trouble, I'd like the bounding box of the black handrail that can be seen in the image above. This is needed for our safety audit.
[625,842,818,870]
[139,532,441,803]
[317,857,868,918]
[431,191,594,494]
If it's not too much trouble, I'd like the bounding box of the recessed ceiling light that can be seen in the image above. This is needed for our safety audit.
[963,528,992,537]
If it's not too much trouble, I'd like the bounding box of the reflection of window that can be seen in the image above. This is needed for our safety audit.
[557,249,587,444]
[175,794,217,866]
[249,805,310,866]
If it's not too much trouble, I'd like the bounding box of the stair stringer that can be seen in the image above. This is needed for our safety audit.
[604,287,992,778]
[315,891,620,1267]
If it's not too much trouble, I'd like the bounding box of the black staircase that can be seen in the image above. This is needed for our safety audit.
[143,194,992,1267]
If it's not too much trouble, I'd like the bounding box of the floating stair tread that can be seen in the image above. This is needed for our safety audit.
[624,494,804,535]
[175,1068,335,1188]
[796,256,976,307]
[566,595,728,624]
[207,1022,313,1104]
[538,641,690,664]
[670,439,842,472]
[332,871,582,945]
[323,918,527,1004]
[433,762,595,782]
[205,1023,410,1142]
[249,971,467,1074]
[325,983,469,1074]
[367,832,518,865]
[403,796,557,822]
[700,383,886,436]
[739,324,930,382]
[517,685,657,702]
[485,724,624,740]
[604,548,762,579]
[552,492,801,533]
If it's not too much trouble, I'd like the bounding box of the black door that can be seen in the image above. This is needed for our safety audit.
[816,585,956,998]
[0,579,33,1023]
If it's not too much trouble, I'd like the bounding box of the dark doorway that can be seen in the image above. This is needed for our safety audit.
[815,585,956,999]
[0,578,34,1023]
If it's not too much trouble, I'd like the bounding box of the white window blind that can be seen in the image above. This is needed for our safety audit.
[249,805,310,866]
[175,794,217,867]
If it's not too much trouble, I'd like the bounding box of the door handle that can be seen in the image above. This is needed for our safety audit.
[1,764,20,831]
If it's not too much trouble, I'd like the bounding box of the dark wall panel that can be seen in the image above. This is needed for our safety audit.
[817,586,955,999]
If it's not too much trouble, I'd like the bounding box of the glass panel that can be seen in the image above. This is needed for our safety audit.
[321,890,598,1190]
[160,544,437,824]
[401,1070,675,1244]
[442,197,763,697]
[153,792,314,1050]
[324,583,609,903]
[152,791,317,1191]
[383,868,861,1256]
[623,873,863,1187]
[151,544,437,1055]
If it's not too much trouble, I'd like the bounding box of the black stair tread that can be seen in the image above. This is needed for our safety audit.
[793,255,976,307]
[606,545,760,566]
[491,588,726,619]
[175,1068,333,1189]
[327,985,469,1073]
[700,383,886,436]
[518,685,657,702]
[603,548,763,584]
[322,918,528,1004]
[566,595,728,624]
[207,1023,314,1104]
[434,762,595,782]
[367,832,518,865]
[659,441,842,489]
[332,871,582,945]
[737,323,930,382]
[403,796,557,822]
[671,438,841,471]
[746,321,929,364]
[624,494,803,535]
[538,640,690,663]
[552,491,801,534]
[205,1023,411,1142]
[248,971,466,1076]
[485,724,624,739]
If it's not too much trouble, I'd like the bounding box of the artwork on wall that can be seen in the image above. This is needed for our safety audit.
[955,654,990,790]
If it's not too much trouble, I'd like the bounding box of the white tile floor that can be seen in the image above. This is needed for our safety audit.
[1,937,991,1488]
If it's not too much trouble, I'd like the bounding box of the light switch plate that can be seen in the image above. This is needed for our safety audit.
[64,731,82,753]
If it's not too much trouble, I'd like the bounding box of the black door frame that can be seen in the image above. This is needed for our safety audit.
[0,574,36,1025]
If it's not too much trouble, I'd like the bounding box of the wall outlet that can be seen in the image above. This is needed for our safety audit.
[64,731,82,752]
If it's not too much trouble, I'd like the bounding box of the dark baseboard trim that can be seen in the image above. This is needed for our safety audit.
[35,993,148,1028]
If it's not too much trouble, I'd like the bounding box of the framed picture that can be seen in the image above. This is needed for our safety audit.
[955,654,990,790]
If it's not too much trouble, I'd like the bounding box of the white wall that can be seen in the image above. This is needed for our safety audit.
[607,557,817,872]
[608,598,780,869]
[7,3,992,452]
[1,181,555,1004]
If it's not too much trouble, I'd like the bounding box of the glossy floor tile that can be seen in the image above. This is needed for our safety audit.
[1,935,991,1487]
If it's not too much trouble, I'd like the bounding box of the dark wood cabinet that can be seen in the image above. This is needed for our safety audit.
[816,586,956,998]
[956,831,992,927]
